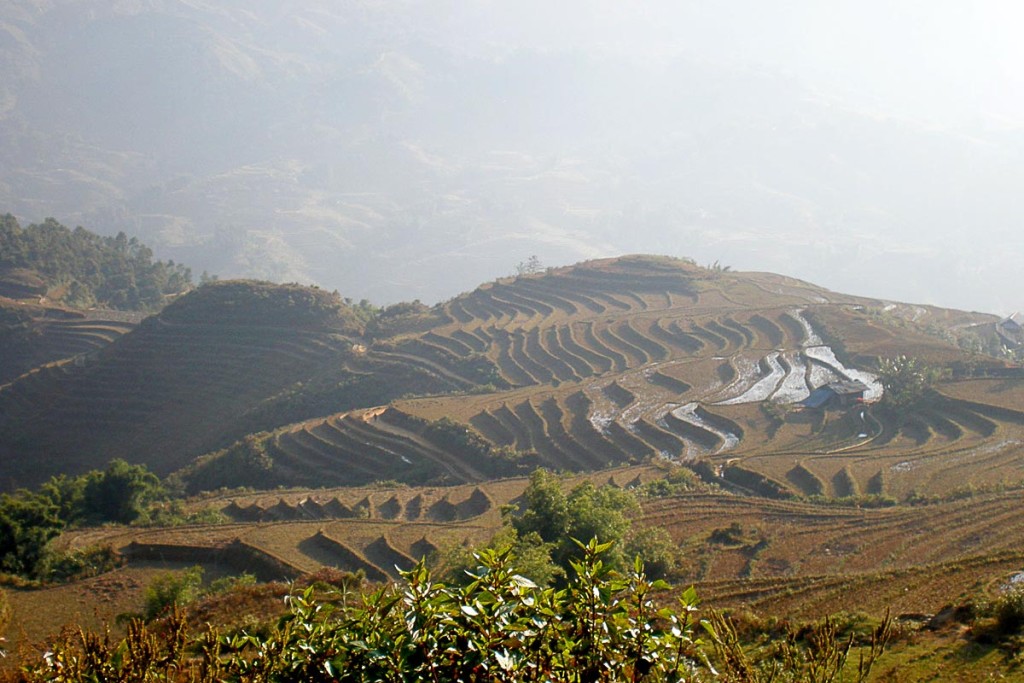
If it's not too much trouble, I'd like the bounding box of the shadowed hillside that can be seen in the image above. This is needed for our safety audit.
[0,281,379,487]
[0,300,137,385]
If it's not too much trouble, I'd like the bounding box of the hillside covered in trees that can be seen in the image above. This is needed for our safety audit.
[0,214,192,310]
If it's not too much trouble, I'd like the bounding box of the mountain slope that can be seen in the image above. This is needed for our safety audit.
[0,281,370,486]
[0,298,136,385]
[172,256,1011,496]
[1,255,1013,496]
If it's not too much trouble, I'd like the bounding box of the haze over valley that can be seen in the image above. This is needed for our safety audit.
[3,1,1023,311]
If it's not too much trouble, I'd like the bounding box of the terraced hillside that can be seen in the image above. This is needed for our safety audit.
[645,486,1024,618]
[171,256,1020,499]
[4,255,1016,502]
[61,467,665,582]
[373,262,1017,499]
[0,282,470,487]
[0,299,137,384]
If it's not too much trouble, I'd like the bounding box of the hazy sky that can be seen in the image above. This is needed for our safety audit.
[432,0,1024,128]
[4,1,1024,314]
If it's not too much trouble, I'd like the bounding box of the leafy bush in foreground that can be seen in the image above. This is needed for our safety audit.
[24,540,711,682]
[18,541,890,682]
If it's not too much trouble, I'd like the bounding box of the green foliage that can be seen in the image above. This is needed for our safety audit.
[180,435,276,494]
[20,544,901,682]
[558,483,638,569]
[637,467,699,499]
[144,499,229,526]
[39,544,122,583]
[0,460,164,579]
[0,492,62,576]
[512,469,572,544]
[623,528,679,580]
[0,214,192,310]
[994,588,1024,636]
[28,541,713,682]
[208,572,258,595]
[80,459,163,525]
[143,566,205,620]
[424,417,494,462]
[443,472,673,587]
[510,470,650,578]
[877,354,943,410]
[366,299,447,337]
[709,522,746,546]
[437,527,565,589]
[341,297,381,325]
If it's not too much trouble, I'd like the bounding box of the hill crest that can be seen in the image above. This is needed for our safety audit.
[157,280,366,334]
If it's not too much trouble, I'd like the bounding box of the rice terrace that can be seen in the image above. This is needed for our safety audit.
[3,249,1024,678]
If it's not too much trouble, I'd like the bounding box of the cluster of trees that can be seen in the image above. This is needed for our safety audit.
[876,354,944,410]
[0,460,162,578]
[442,469,680,586]
[0,214,192,310]
[514,255,544,276]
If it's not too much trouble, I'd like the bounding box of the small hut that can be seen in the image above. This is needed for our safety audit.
[801,380,869,410]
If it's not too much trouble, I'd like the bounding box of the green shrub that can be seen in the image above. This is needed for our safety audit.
[40,544,122,583]
[208,572,257,595]
[23,541,896,683]
[709,522,746,546]
[995,588,1024,636]
[624,527,679,580]
[143,566,204,620]
[437,527,565,588]
[80,459,164,524]
[30,541,712,682]
[510,470,642,574]
[638,467,698,499]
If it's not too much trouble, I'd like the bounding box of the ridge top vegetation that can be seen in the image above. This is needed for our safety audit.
[0,214,192,311]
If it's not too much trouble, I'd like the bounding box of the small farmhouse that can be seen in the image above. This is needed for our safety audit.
[801,380,869,410]
[997,313,1024,347]
[1001,312,1024,332]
